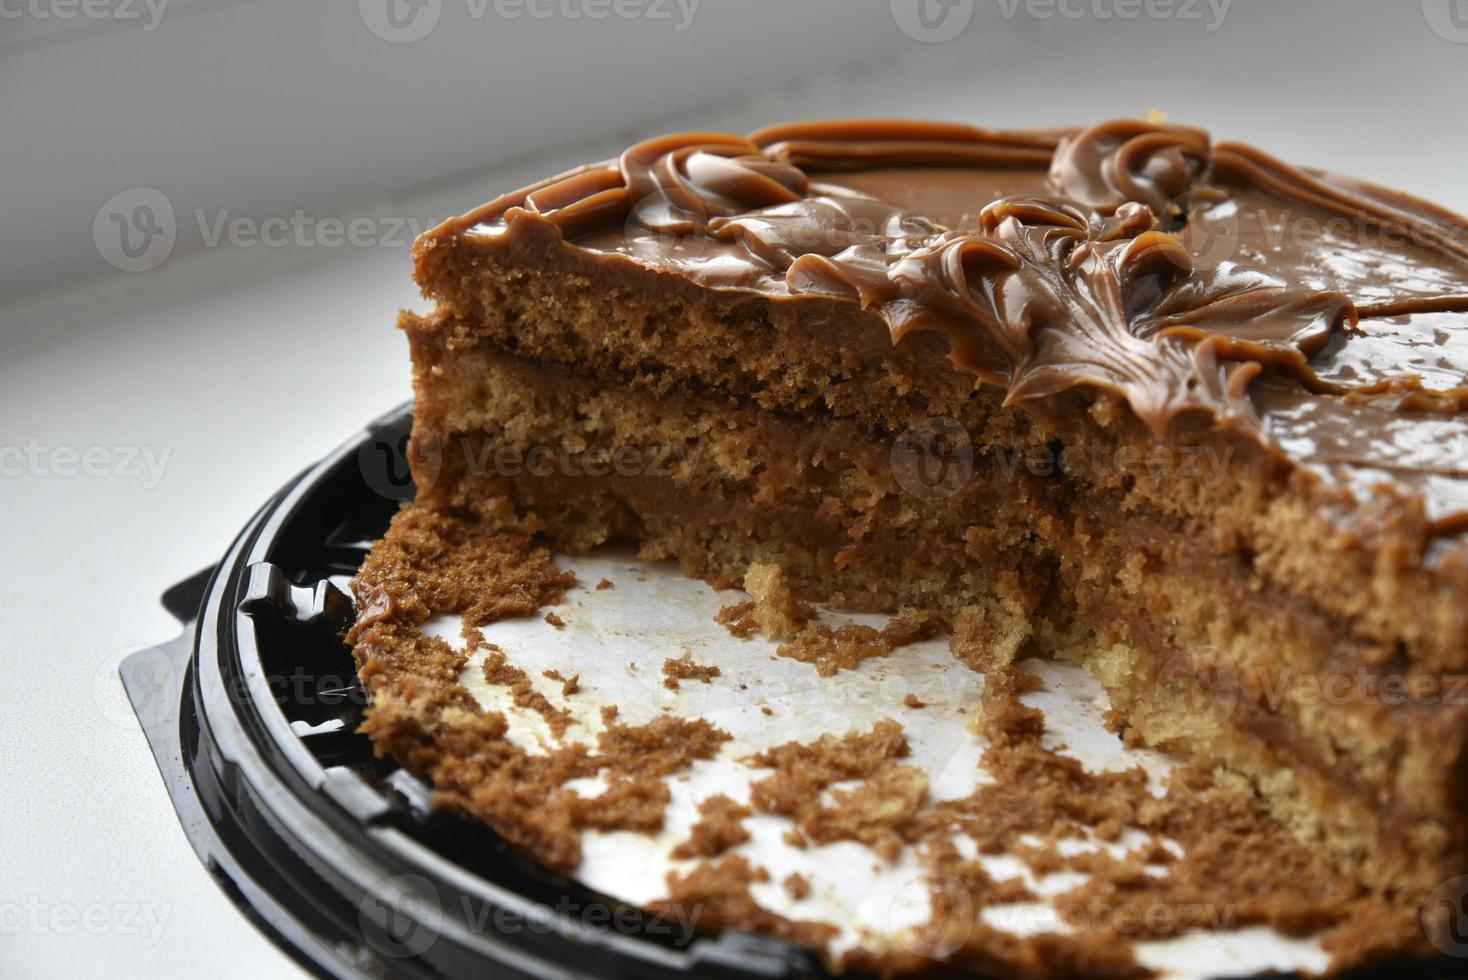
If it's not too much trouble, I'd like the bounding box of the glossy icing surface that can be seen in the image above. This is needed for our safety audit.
[443,120,1468,539]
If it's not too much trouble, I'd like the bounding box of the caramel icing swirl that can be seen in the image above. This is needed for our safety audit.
[453,118,1468,535]
[1050,119,1211,214]
[619,133,809,236]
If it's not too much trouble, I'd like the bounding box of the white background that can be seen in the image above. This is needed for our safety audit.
[4,1,1468,977]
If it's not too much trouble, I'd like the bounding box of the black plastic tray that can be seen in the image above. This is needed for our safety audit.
[121,402,821,980]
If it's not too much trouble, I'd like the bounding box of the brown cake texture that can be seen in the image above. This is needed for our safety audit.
[359,118,1468,965]
[346,506,1428,974]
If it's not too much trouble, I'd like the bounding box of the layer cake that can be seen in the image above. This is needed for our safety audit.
[379,119,1468,922]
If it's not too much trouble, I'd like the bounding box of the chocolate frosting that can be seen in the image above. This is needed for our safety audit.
[443,120,1468,541]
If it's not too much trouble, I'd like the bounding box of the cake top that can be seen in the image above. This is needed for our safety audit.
[443,119,1468,544]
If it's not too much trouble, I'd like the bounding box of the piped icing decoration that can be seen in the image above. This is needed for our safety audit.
[620,133,809,236]
[451,119,1468,531]
[1049,119,1210,214]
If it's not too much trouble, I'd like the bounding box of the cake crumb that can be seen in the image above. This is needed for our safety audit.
[571,776,670,833]
[662,650,720,690]
[784,873,811,901]
[777,610,943,677]
[543,668,580,697]
[715,601,758,638]
[748,720,925,859]
[651,856,837,952]
[670,795,753,859]
[545,611,565,629]
[903,694,926,709]
[349,510,745,875]
[596,578,615,590]
[949,601,1029,674]
[482,645,574,736]
[761,706,773,716]
[742,563,816,640]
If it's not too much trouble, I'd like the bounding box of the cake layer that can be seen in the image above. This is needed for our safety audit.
[403,270,1468,681]
[406,327,1054,621]
[401,334,1468,896]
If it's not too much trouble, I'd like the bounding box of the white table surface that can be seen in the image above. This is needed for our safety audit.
[5,9,1468,975]
[0,239,416,979]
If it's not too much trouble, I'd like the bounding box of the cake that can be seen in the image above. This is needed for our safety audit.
[356,119,1468,961]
